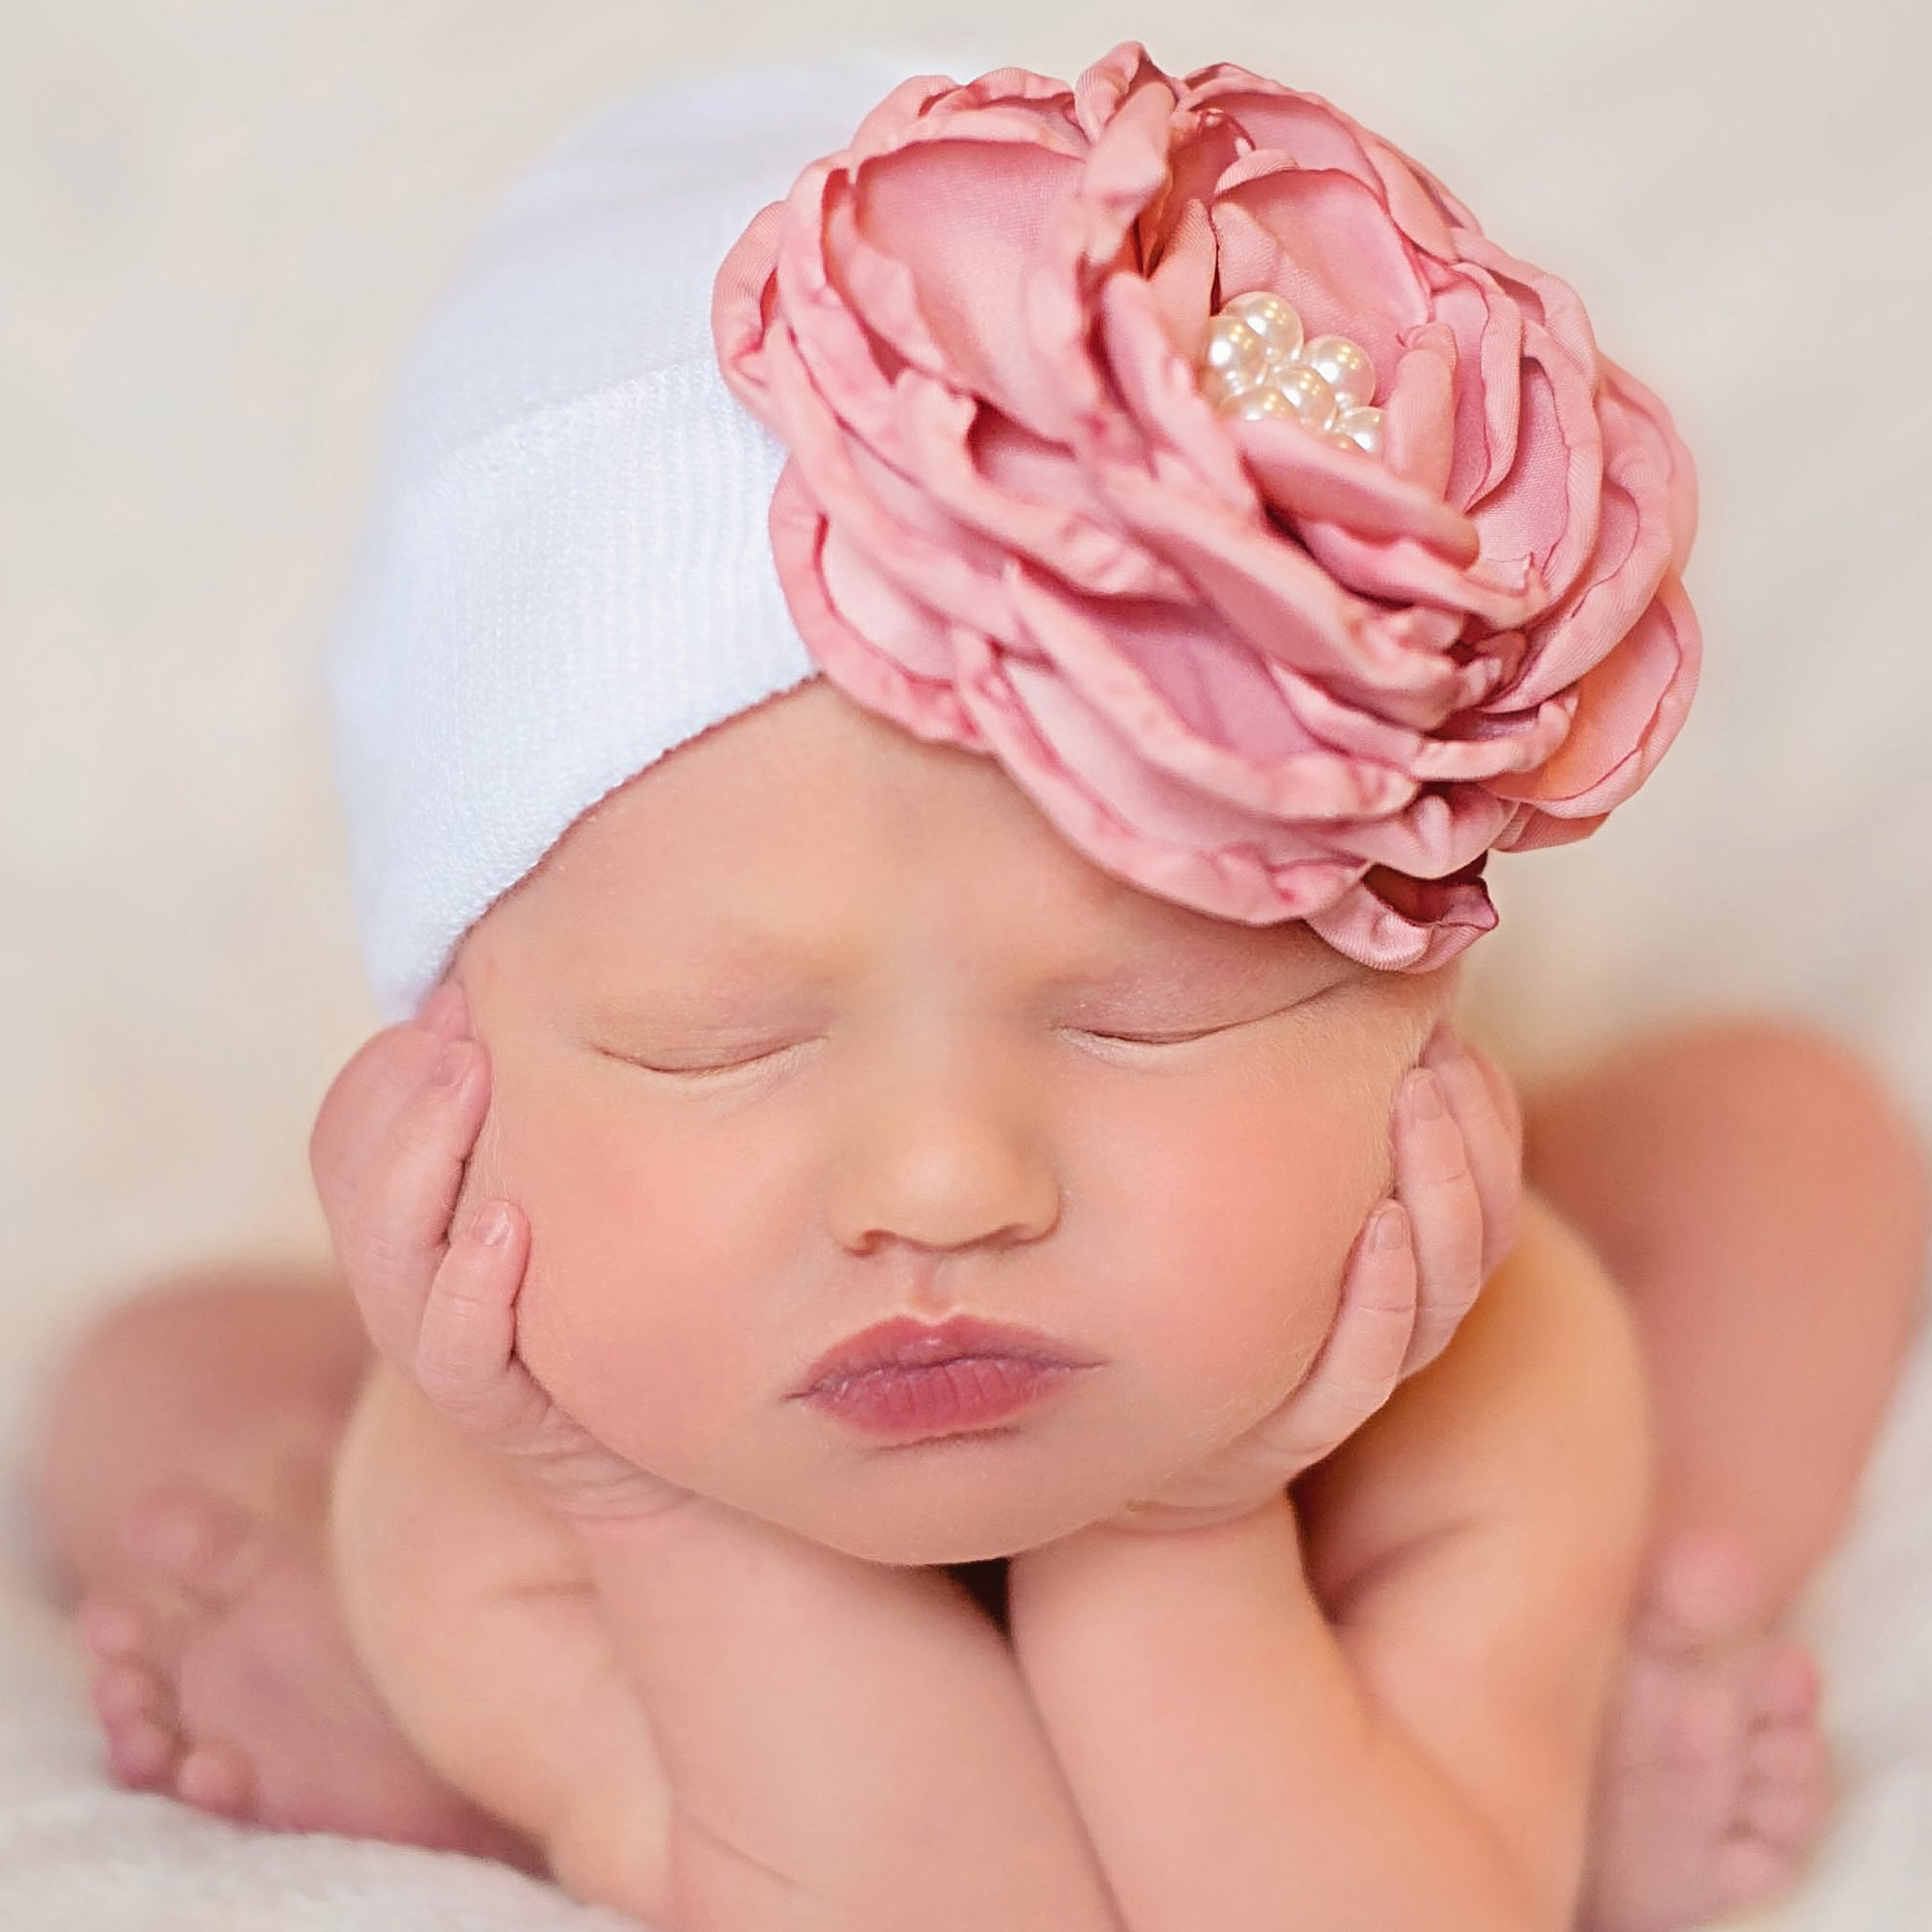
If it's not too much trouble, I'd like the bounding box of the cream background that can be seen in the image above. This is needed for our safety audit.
[3,2,1930,1925]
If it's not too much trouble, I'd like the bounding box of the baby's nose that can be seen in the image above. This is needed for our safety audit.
[820,1052,1061,1260]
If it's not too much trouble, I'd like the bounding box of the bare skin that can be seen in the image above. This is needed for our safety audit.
[34,1022,1927,1928]
[27,684,1931,1927]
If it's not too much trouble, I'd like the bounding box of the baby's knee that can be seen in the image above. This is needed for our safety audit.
[1681,1017,1918,1151]
[30,1264,366,1598]
[63,1259,348,1375]
[1651,1017,1928,1233]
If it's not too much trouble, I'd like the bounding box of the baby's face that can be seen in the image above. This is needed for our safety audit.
[450,678,1455,1563]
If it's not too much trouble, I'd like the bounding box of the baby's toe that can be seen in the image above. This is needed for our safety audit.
[1634,1527,1773,1660]
[103,1700,184,1791]
[1712,1831,1804,1913]
[1753,1639,1823,1726]
[77,1593,145,1664]
[123,1484,255,1603]
[92,1657,165,1727]
[175,1740,256,1821]
[1741,1722,1833,1851]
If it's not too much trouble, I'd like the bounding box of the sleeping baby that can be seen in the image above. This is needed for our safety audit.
[30,43,1930,1932]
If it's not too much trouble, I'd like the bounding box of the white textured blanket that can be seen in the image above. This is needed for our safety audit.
[2,1,1928,1927]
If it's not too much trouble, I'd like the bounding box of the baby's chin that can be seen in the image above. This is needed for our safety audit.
[738,1450,1139,1567]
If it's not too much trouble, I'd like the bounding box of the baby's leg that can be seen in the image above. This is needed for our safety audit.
[28,1264,530,1861]
[1517,1017,1929,1932]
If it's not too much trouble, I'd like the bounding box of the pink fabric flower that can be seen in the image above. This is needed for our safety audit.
[711,41,1701,969]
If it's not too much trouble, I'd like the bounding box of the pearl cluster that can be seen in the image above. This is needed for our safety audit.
[1195,292,1385,459]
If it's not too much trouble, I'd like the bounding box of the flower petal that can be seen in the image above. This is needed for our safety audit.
[768,466,986,748]
[953,628,1376,923]
[719,43,1704,971]
[1004,561,1418,820]
[1492,572,1701,814]
[1306,866,1499,970]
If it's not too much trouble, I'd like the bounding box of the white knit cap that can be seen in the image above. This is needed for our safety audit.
[325,47,988,1023]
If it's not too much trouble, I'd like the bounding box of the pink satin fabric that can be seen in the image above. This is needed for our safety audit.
[711,41,1702,969]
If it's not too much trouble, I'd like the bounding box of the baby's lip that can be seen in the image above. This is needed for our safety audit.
[789,1313,1103,1399]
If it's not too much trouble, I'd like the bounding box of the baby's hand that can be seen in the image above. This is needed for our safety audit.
[309,985,695,1527]
[1103,1021,1524,1535]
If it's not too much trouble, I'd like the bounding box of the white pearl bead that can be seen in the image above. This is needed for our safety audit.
[1266,362,1339,434]
[1201,313,1268,390]
[1229,384,1300,421]
[1200,363,1264,409]
[1325,430,1363,453]
[1300,334,1377,410]
[1224,291,1305,368]
[1334,405,1385,457]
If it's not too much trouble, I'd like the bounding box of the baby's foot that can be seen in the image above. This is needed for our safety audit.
[77,1483,533,1864]
[1577,1528,1833,1932]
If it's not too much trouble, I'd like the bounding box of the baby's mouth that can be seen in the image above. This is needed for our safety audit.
[790,1314,1101,1440]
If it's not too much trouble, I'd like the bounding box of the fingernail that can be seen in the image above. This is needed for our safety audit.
[418,982,469,1039]
[473,1203,512,1247]
[1371,1202,1406,1249]
[1406,1067,1445,1121]
[417,984,456,1033]
[432,1042,469,1089]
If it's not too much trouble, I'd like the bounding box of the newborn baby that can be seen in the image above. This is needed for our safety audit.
[39,674,1927,1932]
[30,42,1932,1932]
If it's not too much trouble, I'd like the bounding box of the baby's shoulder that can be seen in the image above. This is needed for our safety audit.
[1293,1186,1651,1620]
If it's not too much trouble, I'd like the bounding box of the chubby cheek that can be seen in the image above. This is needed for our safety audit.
[466,1059,765,1480]
[1095,1034,1404,1444]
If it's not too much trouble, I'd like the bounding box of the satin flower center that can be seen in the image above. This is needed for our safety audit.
[1195,291,1385,459]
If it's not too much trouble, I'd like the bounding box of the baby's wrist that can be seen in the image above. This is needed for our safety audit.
[1009,1492,1312,1682]
[1011,1491,1302,1605]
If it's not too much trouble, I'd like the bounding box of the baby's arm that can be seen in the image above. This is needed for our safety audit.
[328,1359,675,1911]
[1008,1189,1651,1931]
[317,991,1126,1932]
[333,1361,1126,1932]
[572,1496,1124,1932]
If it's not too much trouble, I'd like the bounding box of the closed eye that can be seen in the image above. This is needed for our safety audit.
[1060,992,1332,1050]
[599,1040,811,1079]
[1060,1024,1235,1048]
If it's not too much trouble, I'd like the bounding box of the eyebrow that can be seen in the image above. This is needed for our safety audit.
[1050,942,1320,1002]
[582,921,1335,1005]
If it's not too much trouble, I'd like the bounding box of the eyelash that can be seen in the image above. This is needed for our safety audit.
[624,1030,1214,1081]
[1063,1025,1230,1048]
[619,1011,1280,1079]
[643,1042,809,1080]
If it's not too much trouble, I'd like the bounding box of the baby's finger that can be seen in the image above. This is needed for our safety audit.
[1421,1027,1523,1283]
[333,1037,491,1368]
[1393,1065,1486,1377]
[309,983,470,1231]
[1266,1202,1418,1466]
[1463,1037,1525,1169]
[414,1202,551,1447]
